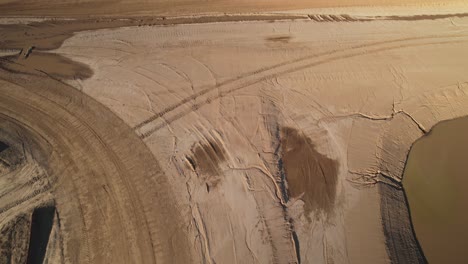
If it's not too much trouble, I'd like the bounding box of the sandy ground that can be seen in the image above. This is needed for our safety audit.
[0,0,467,17]
[1,2,468,264]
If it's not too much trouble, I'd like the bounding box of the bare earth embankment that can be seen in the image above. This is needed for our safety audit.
[1,1,468,263]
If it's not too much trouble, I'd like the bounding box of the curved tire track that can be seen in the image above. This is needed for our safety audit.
[135,32,468,138]
[0,70,193,263]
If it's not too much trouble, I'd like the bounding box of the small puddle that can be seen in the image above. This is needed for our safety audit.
[26,206,56,264]
[403,117,468,263]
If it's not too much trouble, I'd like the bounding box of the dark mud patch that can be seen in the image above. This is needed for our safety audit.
[187,138,227,190]
[0,52,93,80]
[280,127,338,220]
[0,19,131,51]
[265,35,292,43]
[0,19,133,81]
[27,206,56,264]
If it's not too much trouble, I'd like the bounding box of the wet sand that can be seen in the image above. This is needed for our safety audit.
[0,0,466,17]
[280,127,339,220]
[1,2,468,263]
[403,116,468,264]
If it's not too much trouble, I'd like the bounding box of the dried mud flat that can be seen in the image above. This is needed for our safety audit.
[1,1,468,263]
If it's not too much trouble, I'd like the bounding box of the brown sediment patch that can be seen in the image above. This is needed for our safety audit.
[280,127,338,220]
[0,52,92,80]
[0,19,131,80]
[187,137,227,190]
[0,19,132,51]
[265,35,292,43]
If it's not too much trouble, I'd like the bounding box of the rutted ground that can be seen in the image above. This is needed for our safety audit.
[0,71,194,263]
[1,7,468,264]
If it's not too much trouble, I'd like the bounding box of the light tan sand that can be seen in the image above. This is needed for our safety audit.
[1,3,468,264]
[0,0,467,17]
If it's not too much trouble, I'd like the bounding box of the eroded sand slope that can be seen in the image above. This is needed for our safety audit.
[1,4,468,264]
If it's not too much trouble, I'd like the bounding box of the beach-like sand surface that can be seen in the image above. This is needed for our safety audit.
[1,1,468,263]
[0,0,467,16]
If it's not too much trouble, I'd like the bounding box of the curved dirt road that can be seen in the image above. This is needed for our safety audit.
[0,70,193,263]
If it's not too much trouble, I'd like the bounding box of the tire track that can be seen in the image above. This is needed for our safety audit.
[0,69,194,263]
[134,32,459,130]
[135,32,468,138]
